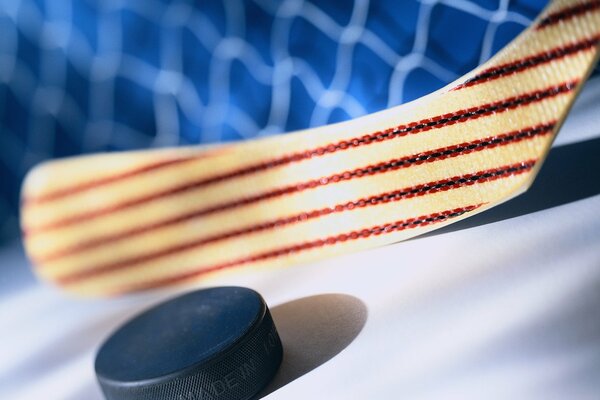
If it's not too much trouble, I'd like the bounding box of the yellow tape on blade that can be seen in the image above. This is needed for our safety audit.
[20,0,600,296]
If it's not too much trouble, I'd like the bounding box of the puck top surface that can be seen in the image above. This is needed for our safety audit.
[95,286,282,400]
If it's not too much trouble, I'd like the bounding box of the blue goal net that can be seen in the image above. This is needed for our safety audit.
[0,0,550,243]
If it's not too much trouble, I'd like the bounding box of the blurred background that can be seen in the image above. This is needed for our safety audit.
[0,0,551,245]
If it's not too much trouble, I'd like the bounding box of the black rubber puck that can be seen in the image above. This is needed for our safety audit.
[95,287,283,400]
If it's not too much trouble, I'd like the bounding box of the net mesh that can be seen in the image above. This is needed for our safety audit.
[0,0,549,242]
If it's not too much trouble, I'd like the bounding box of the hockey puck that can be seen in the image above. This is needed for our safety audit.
[95,287,283,400]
